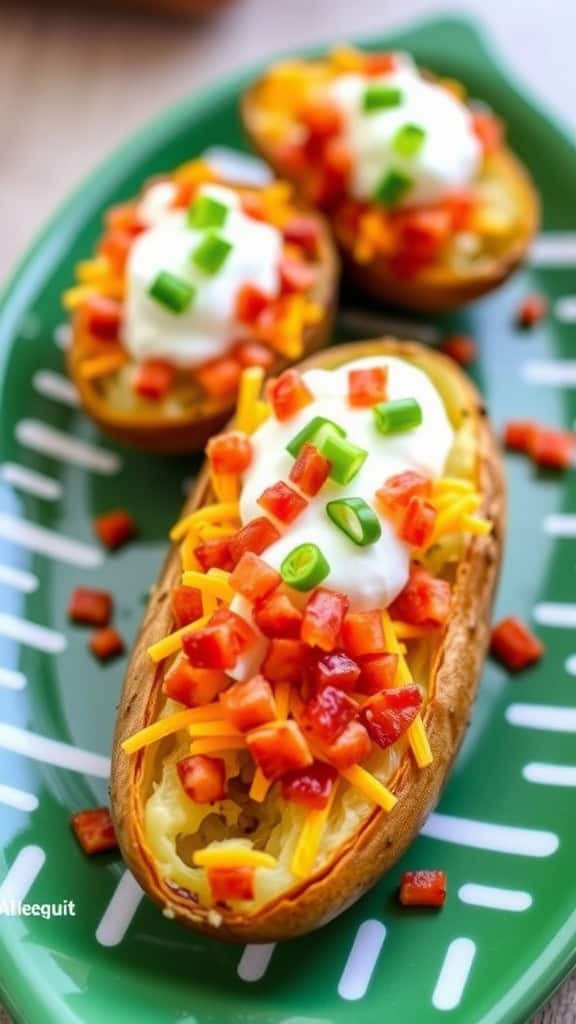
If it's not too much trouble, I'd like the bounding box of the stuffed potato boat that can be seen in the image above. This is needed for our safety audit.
[242,46,538,312]
[111,338,504,941]
[64,159,338,452]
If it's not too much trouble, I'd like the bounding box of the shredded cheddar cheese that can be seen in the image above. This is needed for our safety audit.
[180,529,200,571]
[181,570,234,604]
[189,737,246,755]
[340,765,397,812]
[122,703,221,755]
[188,721,243,739]
[193,847,277,869]
[291,783,339,878]
[210,471,239,503]
[147,615,209,663]
[433,477,475,495]
[235,367,265,434]
[170,503,239,543]
[78,351,128,380]
[382,610,433,768]
[391,621,434,640]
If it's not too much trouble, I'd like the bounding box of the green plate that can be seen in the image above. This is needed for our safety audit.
[1,14,576,1024]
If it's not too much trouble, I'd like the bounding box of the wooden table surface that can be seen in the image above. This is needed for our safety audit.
[0,1,574,1021]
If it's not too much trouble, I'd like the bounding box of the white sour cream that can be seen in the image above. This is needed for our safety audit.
[328,55,481,208]
[123,184,282,368]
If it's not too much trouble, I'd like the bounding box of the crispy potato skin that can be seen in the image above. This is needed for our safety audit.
[67,193,339,453]
[241,82,539,313]
[111,339,505,941]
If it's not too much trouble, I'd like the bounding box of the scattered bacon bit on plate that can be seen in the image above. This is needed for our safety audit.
[68,586,113,627]
[490,616,544,672]
[440,334,477,367]
[516,293,547,328]
[399,869,447,907]
[93,509,137,550]
[71,807,118,855]
[503,420,575,470]
[89,627,125,662]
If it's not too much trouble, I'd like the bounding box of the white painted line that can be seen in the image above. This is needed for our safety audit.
[237,943,276,982]
[203,146,273,186]
[338,919,386,1001]
[0,667,26,690]
[0,783,39,812]
[16,420,121,475]
[0,514,102,569]
[0,612,66,654]
[0,721,110,776]
[432,938,476,1011]
[565,654,576,676]
[507,703,576,733]
[33,370,79,408]
[0,564,38,593]
[96,871,143,947]
[522,361,576,387]
[524,762,576,787]
[555,296,576,323]
[531,233,576,266]
[534,603,576,628]
[53,323,71,350]
[0,846,45,902]
[1,463,62,502]
[421,812,558,857]
[458,883,532,912]
[543,514,576,538]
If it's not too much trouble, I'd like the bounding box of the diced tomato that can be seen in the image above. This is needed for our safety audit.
[176,754,226,803]
[229,551,280,603]
[516,293,547,328]
[442,190,476,231]
[301,588,349,652]
[240,191,266,221]
[261,638,306,683]
[84,295,123,341]
[360,685,422,749]
[207,431,253,475]
[105,202,144,235]
[257,480,308,525]
[254,591,303,639]
[89,627,124,661]
[279,258,318,294]
[299,98,343,139]
[393,208,452,270]
[299,685,356,745]
[99,229,133,275]
[363,51,397,75]
[310,650,361,692]
[220,674,277,732]
[163,656,228,707]
[170,584,203,628]
[529,427,575,470]
[282,216,321,258]
[208,866,254,902]
[389,566,451,626]
[503,420,538,453]
[281,760,338,810]
[323,136,353,181]
[183,609,256,670]
[341,610,385,658]
[228,517,281,565]
[171,179,197,210]
[471,109,503,156]
[133,359,174,400]
[348,366,388,408]
[71,807,117,855]
[289,442,331,497]
[398,496,437,548]
[321,720,371,770]
[441,334,477,367]
[235,283,270,324]
[93,509,137,550]
[268,368,313,422]
[196,357,242,399]
[357,653,399,695]
[68,587,112,627]
[376,472,432,519]
[231,340,275,370]
[246,720,312,780]
[194,537,234,573]
[399,869,447,907]
[490,616,544,672]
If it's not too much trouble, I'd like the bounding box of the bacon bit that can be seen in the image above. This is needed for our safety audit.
[516,293,547,328]
[282,216,321,258]
[268,368,313,421]
[282,760,338,810]
[99,229,133,275]
[229,551,281,603]
[89,627,124,661]
[197,357,242,399]
[246,720,312,780]
[301,588,349,652]
[471,109,503,156]
[84,295,123,341]
[220,675,277,733]
[235,283,270,324]
[299,97,343,139]
[398,496,437,548]
[183,609,256,670]
[503,420,538,453]
[163,658,228,707]
[289,442,331,497]
[194,538,234,573]
[310,650,361,692]
[254,591,303,639]
[348,366,389,407]
[207,432,253,475]
[257,480,308,525]
[208,866,254,902]
[364,51,397,75]
[529,427,575,470]
[93,509,137,550]
[321,720,371,770]
[176,754,227,803]
[279,258,318,294]
[105,202,144,235]
[299,685,356,745]
[440,334,477,367]
[228,517,281,565]
[490,616,544,672]
[133,359,174,400]
[376,472,432,519]
[68,587,112,627]
[71,807,118,855]
[357,652,399,695]
[341,610,385,659]
[399,870,447,907]
[171,584,203,628]
[389,566,451,627]
[231,340,275,370]
[360,686,422,749]
[261,638,306,683]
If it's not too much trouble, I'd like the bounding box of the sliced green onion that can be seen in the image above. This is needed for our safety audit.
[319,434,368,484]
[191,233,233,275]
[393,122,427,158]
[281,543,330,591]
[362,84,403,112]
[373,169,413,207]
[373,397,423,434]
[286,416,346,458]
[148,271,196,314]
[187,194,229,230]
[326,497,382,546]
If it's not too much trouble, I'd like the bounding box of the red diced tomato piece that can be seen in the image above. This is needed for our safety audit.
[301,588,349,652]
[394,208,452,265]
[490,616,544,672]
[240,191,266,221]
[254,590,303,638]
[516,293,547,328]
[246,720,312,780]
[324,136,353,179]
[398,496,437,548]
[281,760,338,809]
[229,551,280,603]
[194,537,234,573]
[71,807,117,855]
[441,334,477,367]
[299,685,356,745]
[133,360,173,400]
[376,472,432,519]
[231,340,275,370]
[68,587,112,627]
[360,685,422,749]
[176,754,226,803]
[471,109,503,156]
[322,720,371,770]
[93,509,137,550]
[228,517,281,565]
[235,283,270,324]
[364,51,397,75]
[171,584,203,628]
[220,674,276,732]
[163,656,228,707]
[282,216,321,257]
[341,610,385,658]
[357,653,399,695]
[208,866,254,902]
[279,258,318,294]
[257,480,308,525]
[89,627,124,661]
[310,650,361,691]
[442,190,476,231]
[196,357,242,399]
[99,229,133,275]
[268,368,313,422]
[390,566,451,626]
[261,638,306,683]
[299,98,343,139]
[503,420,538,453]
[105,202,144,235]
[289,442,331,497]
[529,427,575,470]
[207,431,253,475]
[84,295,123,341]
[399,869,447,907]
[183,610,255,670]
[348,366,388,408]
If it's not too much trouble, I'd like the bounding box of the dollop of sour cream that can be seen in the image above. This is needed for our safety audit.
[123,184,282,367]
[328,54,481,208]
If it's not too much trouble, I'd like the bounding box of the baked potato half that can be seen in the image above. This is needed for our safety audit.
[241,47,538,313]
[64,160,338,452]
[111,338,504,941]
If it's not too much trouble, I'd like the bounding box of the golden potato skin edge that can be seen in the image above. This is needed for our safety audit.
[111,338,505,942]
[67,197,340,453]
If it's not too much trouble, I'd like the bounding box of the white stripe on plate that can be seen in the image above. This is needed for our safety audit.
[0,564,38,593]
[338,919,386,1001]
[534,603,576,628]
[458,883,532,912]
[432,938,476,1011]
[507,703,576,732]
[0,667,26,690]
[0,721,110,776]
[1,463,62,501]
[565,654,576,676]
[0,783,39,812]
[33,370,79,408]
[237,943,276,982]
[0,846,45,902]
[555,296,576,323]
[524,762,576,786]
[53,323,72,350]
[96,871,143,947]
[0,514,102,569]
[203,146,273,186]
[0,612,66,654]
[16,420,121,475]
[421,812,558,857]
[522,361,576,386]
[543,514,576,537]
[531,233,576,266]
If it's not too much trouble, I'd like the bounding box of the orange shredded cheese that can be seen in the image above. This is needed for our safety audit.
[170,503,239,543]
[180,529,200,571]
[78,351,128,380]
[187,721,243,739]
[391,621,434,640]
[189,737,246,755]
[147,614,209,663]
[122,704,219,755]
[235,367,265,434]
[193,847,276,869]
[433,477,475,496]
[181,570,233,604]
[291,782,339,879]
[340,765,397,812]
[382,610,433,768]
